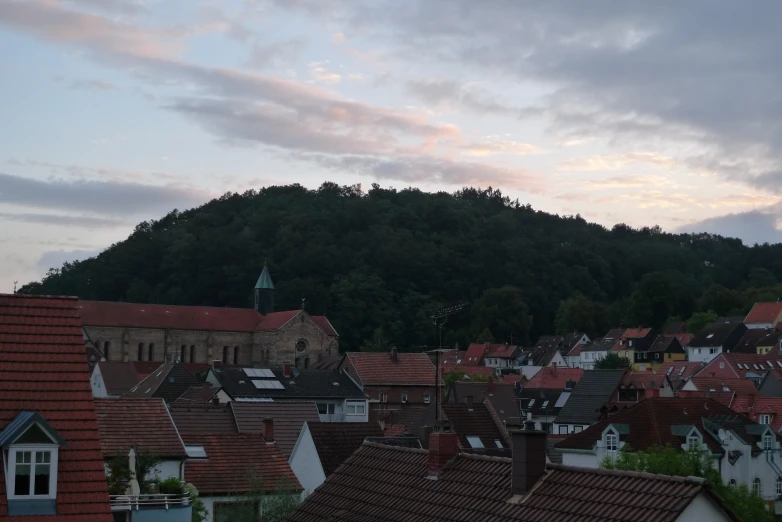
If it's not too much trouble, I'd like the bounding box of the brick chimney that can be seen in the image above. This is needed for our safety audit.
[551,362,557,377]
[283,363,291,378]
[507,421,547,497]
[390,346,398,362]
[428,420,459,476]
[262,418,274,444]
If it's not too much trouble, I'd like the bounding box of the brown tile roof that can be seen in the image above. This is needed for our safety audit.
[745,302,782,325]
[0,294,112,521]
[687,377,758,396]
[441,403,508,454]
[94,397,187,459]
[125,361,201,403]
[731,396,782,431]
[463,343,488,365]
[231,401,320,456]
[169,403,237,444]
[307,422,383,476]
[184,434,300,495]
[523,367,583,389]
[485,343,520,358]
[96,361,141,395]
[311,316,338,336]
[255,310,300,331]
[448,382,520,424]
[345,352,436,386]
[287,442,737,522]
[370,404,436,440]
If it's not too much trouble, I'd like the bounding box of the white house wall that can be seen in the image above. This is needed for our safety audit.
[686,346,721,363]
[288,422,326,495]
[676,492,733,522]
[561,452,598,468]
[90,365,108,398]
[155,460,183,481]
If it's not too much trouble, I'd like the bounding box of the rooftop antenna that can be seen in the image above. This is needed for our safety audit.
[13,281,17,294]
[427,302,466,421]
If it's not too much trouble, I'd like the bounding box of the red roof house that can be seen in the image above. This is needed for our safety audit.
[731,396,782,431]
[699,353,782,380]
[523,366,583,390]
[462,343,488,366]
[0,294,112,520]
[745,302,782,328]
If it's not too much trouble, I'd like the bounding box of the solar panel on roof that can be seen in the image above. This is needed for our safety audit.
[260,369,275,378]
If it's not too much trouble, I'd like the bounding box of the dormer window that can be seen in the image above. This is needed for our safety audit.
[763,433,774,451]
[687,435,701,450]
[760,414,772,425]
[0,412,65,516]
[606,432,618,453]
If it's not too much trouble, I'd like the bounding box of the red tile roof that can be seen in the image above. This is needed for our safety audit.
[78,300,263,331]
[94,397,187,459]
[439,351,467,366]
[0,294,112,521]
[255,310,300,331]
[287,442,738,522]
[566,343,584,357]
[441,365,495,379]
[485,343,520,358]
[311,316,338,336]
[686,377,758,396]
[624,371,666,390]
[463,343,488,365]
[745,302,782,325]
[623,327,652,339]
[169,403,238,444]
[345,352,436,386]
[658,361,703,381]
[731,397,782,431]
[184,434,300,495]
[711,353,782,378]
[231,401,320,457]
[667,333,693,346]
[501,374,525,384]
[523,367,583,390]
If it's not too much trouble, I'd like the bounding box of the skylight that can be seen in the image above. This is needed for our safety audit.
[252,380,284,390]
[495,439,503,448]
[466,436,484,449]
[777,361,782,369]
[767,361,774,368]
[542,401,549,408]
[678,367,686,376]
[667,367,674,375]
[244,368,275,378]
[706,334,714,339]
[528,399,535,407]
[185,445,207,459]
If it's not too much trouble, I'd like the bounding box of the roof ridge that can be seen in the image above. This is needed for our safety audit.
[361,441,428,454]
[458,452,513,463]
[545,463,707,484]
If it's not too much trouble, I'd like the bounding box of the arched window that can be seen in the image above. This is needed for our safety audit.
[137,343,144,361]
[265,349,270,362]
[223,346,229,363]
[103,341,110,361]
[605,429,618,453]
[295,340,307,353]
[190,345,196,363]
[148,343,155,361]
[753,478,762,495]
[180,345,186,362]
[233,346,239,365]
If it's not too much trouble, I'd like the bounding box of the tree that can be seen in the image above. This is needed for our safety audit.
[627,271,698,329]
[475,328,495,343]
[554,294,598,336]
[603,445,771,522]
[686,310,718,334]
[698,285,744,316]
[471,286,532,344]
[361,327,391,352]
[594,352,633,370]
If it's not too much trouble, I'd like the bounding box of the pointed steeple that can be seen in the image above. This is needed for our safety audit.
[255,264,275,290]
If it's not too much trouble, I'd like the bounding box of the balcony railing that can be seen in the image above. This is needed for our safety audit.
[110,494,191,511]
[319,413,346,422]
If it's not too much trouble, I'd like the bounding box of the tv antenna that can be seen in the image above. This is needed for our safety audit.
[427,302,466,420]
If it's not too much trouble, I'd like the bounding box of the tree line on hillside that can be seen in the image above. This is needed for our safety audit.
[18,183,782,351]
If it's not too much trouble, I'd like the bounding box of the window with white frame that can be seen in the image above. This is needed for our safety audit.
[574,426,583,433]
[424,394,431,404]
[687,434,700,450]
[763,433,774,451]
[558,425,568,434]
[729,479,737,488]
[695,349,700,354]
[710,348,717,354]
[345,401,366,416]
[777,477,782,497]
[605,431,618,453]
[317,403,335,415]
[753,478,762,495]
[761,414,772,425]
[3,417,63,507]
[379,392,387,403]
[401,393,408,403]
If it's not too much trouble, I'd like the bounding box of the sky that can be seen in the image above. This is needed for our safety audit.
[3,0,782,293]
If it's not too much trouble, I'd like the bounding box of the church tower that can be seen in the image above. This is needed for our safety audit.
[254,264,275,315]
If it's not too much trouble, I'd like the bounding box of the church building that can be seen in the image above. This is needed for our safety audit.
[79,266,338,369]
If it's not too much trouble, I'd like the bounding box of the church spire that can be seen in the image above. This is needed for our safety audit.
[254,264,275,314]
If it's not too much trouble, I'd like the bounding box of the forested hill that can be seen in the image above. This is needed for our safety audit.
[19,183,782,351]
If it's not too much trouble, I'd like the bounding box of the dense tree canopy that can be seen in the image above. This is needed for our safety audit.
[18,183,782,350]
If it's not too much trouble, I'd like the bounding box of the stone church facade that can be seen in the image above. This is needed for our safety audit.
[79,266,338,369]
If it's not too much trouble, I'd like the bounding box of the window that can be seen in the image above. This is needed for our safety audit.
[695,349,701,354]
[223,346,229,362]
[137,343,144,361]
[710,348,717,354]
[148,343,155,361]
[763,434,774,451]
[528,399,535,408]
[719,362,724,369]
[12,450,54,497]
[688,435,700,450]
[729,479,737,488]
[606,433,618,452]
[401,393,408,403]
[379,393,387,403]
[777,477,782,497]
[574,426,583,433]
[180,345,186,362]
[103,341,110,360]
[295,340,307,353]
[625,351,629,358]
[466,436,484,449]
[346,401,366,416]
[559,425,568,434]
[495,439,504,448]
[655,353,660,360]
[190,345,195,363]
[317,403,335,415]
[233,346,239,365]
[424,394,431,404]
[761,414,772,425]
[753,478,762,495]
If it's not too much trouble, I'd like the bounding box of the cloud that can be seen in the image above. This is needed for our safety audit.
[678,204,782,246]
[560,153,675,172]
[308,61,341,84]
[0,172,211,216]
[248,39,305,68]
[585,174,671,189]
[459,139,540,157]
[406,78,541,118]
[63,0,146,16]
[68,78,117,90]
[0,211,127,228]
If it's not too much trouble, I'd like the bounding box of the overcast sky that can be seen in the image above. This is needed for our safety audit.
[2,0,782,292]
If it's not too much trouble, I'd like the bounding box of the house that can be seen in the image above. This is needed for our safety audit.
[686,320,747,363]
[756,329,782,355]
[174,383,221,403]
[462,343,488,366]
[287,420,740,522]
[732,329,771,354]
[556,397,782,514]
[610,371,671,407]
[698,353,782,386]
[745,302,782,329]
[522,365,583,390]
[94,397,188,485]
[659,361,704,393]
[78,265,338,368]
[169,403,301,518]
[438,350,496,380]
[484,343,523,371]
[125,361,202,403]
[579,337,615,370]
[613,328,656,369]
[339,349,438,412]
[91,361,142,398]
[678,377,759,407]
[445,381,520,424]
[0,294,113,520]
[207,365,369,422]
[635,335,684,370]
[553,369,627,434]
[231,401,320,457]
[730,396,782,432]
[288,422,383,494]
[440,401,510,456]
[374,404,436,440]
[517,388,569,433]
[759,369,782,397]
[529,336,568,368]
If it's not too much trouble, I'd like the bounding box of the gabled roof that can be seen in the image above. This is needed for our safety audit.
[213,368,366,400]
[663,321,687,335]
[557,397,777,456]
[732,329,770,353]
[623,371,666,391]
[685,377,758,396]
[463,343,488,365]
[125,361,201,403]
[169,403,238,444]
[447,382,520,423]
[648,335,683,354]
[255,264,275,290]
[184,434,300,495]
[287,442,739,522]
[757,329,782,349]
[0,411,66,448]
[523,367,583,389]
[561,332,588,349]
[689,320,745,348]
[232,401,320,457]
[370,404,437,440]
[344,352,436,386]
[311,315,338,337]
[580,338,615,352]
[745,302,782,325]
[623,327,653,339]
[95,361,141,395]
[441,403,509,455]
[0,294,112,521]
[174,383,221,403]
[659,361,703,381]
[485,343,520,358]
[554,370,626,425]
[731,396,782,432]
[94,397,187,459]
[710,353,782,378]
[307,422,383,476]
[442,365,496,379]
[255,310,300,331]
[517,388,564,416]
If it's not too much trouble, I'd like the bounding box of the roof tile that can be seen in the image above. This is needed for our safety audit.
[346,352,436,386]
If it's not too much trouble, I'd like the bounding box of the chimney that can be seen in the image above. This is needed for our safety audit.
[390,346,398,362]
[283,363,291,378]
[507,421,547,497]
[465,395,474,409]
[428,420,459,476]
[262,418,274,444]
[551,362,557,377]
[212,359,223,370]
